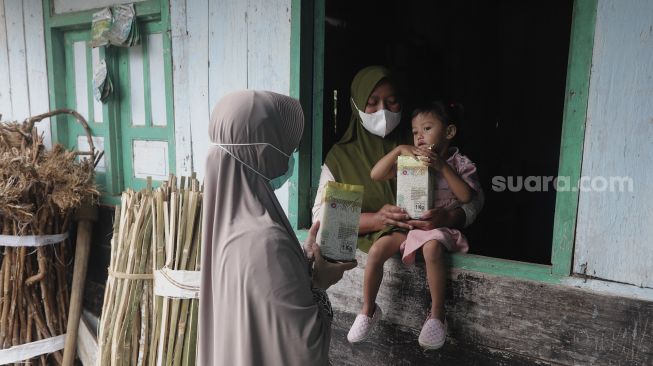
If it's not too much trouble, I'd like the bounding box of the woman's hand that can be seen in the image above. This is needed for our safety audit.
[304,221,357,290]
[375,204,413,230]
[406,208,462,230]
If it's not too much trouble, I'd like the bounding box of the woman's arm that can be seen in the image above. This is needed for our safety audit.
[312,165,335,223]
[314,165,413,235]
[359,212,384,234]
[461,189,484,227]
[359,205,413,234]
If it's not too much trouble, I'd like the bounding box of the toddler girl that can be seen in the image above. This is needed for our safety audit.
[347,101,481,350]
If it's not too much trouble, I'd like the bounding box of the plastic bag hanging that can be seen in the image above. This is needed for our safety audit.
[93,59,113,103]
[89,8,112,48]
[107,4,141,47]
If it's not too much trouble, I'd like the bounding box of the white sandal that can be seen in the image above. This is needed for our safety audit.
[346,304,383,344]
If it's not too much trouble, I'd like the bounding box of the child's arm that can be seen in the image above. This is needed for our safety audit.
[370,145,421,181]
[440,164,474,203]
[417,146,474,203]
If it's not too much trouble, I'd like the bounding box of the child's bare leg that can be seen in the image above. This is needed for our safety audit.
[362,232,405,316]
[422,240,446,321]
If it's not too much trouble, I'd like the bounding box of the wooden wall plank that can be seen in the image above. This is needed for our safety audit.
[187,0,210,177]
[4,0,30,119]
[208,0,247,105]
[574,0,653,288]
[245,0,292,212]
[328,251,653,365]
[72,41,89,121]
[171,0,292,185]
[169,0,193,175]
[23,0,51,147]
[190,0,248,179]
[91,47,103,123]
[0,0,13,119]
[148,33,166,126]
[128,43,146,126]
[246,0,290,93]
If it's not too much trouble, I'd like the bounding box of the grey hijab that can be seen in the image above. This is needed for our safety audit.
[198,90,331,365]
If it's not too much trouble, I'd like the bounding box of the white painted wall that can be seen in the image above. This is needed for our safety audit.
[170,0,292,212]
[574,0,653,288]
[0,0,51,148]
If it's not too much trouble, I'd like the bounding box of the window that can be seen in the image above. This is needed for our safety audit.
[290,0,597,280]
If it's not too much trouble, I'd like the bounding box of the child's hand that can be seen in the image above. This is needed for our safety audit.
[416,146,444,170]
[395,145,422,159]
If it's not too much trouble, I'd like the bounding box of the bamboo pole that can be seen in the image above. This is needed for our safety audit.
[62,203,97,366]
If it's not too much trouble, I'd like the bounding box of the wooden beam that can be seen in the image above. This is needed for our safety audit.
[328,252,653,365]
[330,310,559,366]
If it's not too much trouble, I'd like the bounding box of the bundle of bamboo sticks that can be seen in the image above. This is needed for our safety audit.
[97,189,155,366]
[151,174,202,366]
[98,174,202,366]
[0,111,98,365]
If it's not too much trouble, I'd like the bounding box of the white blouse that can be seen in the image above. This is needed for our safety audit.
[311,164,484,227]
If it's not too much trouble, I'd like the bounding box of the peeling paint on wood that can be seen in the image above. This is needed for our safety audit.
[330,310,561,366]
[169,0,194,176]
[575,0,653,288]
[170,0,292,208]
[0,0,52,147]
[328,251,653,365]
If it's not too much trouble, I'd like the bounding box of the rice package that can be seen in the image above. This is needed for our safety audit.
[317,181,364,262]
[396,155,434,219]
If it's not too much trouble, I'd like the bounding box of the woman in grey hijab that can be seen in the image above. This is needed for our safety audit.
[199,90,356,365]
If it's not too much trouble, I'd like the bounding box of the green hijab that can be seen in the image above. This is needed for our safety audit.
[324,66,408,252]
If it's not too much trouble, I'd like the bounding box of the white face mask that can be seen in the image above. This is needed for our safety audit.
[211,142,293,190]
[352,98,402,137]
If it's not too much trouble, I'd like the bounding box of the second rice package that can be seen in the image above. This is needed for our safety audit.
[316,181,364,262]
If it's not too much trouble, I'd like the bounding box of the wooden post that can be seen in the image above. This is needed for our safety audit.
[62,203,98,366]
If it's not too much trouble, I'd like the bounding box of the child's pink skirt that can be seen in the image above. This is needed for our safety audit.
[400,228,469,265]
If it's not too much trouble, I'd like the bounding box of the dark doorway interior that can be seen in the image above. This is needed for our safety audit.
[323,0,574,264]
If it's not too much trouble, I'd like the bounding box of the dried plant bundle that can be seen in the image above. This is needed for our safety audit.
[0,110,99,365]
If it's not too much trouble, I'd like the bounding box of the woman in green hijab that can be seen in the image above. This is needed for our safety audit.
[311,66,484,342]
